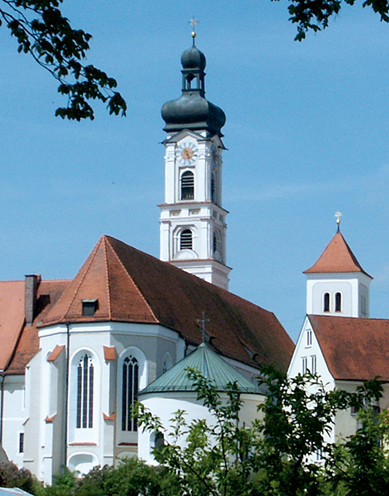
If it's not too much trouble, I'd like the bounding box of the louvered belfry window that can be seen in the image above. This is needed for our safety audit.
[323,292,330,312]
[335,292,342,312]
[181,171,194,200]
[76,354,94,428]
[180,229,193,250]
[122,356,139,431]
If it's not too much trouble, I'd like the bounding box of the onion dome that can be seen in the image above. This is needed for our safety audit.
[181,46,206,71]
[162,44,226,137]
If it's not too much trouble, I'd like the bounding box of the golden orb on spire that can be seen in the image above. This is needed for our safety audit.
[190,17,198,44]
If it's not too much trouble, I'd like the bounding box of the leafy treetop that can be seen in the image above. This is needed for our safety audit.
[274,0,389,40]
[0,0,127,120]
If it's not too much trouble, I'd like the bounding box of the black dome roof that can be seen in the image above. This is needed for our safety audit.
[181,46,206,71]
[162,44,225,137]
[162,94,225,136]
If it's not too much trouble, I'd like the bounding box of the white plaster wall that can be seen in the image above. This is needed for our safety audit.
[139,392,265,464]
[2,375,26,467]
[306,272,371,317]
[288,317,336,449]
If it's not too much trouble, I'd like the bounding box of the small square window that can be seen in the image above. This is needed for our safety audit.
[82,300,98,317]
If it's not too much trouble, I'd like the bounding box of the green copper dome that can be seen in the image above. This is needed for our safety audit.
[162,44,226,137]
[139,343,264,396]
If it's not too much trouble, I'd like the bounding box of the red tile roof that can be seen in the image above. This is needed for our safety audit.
[41,236,294,372]
[5,280,70,375]
[309,315,389,381]
[304,232,371,277]
[0,281,25,371]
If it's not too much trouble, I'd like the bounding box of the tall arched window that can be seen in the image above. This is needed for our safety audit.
[77,354,94,429]
[181,171,194,200]
[122,356,139,432]
[335,292,342,312]
[323,293,330,312]
[180,229,193,250]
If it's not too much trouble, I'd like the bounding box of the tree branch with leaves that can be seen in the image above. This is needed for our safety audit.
[274,0,389,40]
[1,0,126,120]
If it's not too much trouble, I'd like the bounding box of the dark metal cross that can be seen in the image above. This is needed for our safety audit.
[197,311,209,343]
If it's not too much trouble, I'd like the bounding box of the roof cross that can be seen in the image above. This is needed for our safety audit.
[190,17,198,45]
[335,211,343,232]
[197,310,209,343]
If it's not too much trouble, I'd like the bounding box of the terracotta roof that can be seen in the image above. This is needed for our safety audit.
[5,280,69,374]
[304,232,371,277]
[0,281,25,371]
[309,315,389,381]
[41,236,294,372]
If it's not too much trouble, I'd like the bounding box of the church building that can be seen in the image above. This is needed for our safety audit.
[288,219,389,446]
[0,37,294,483]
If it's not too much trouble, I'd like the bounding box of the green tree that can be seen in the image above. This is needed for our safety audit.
[274,0,389,40]
[0,460,45,495]
[0,0,126,120]
[43,458,179,496]
[137,367,389,496]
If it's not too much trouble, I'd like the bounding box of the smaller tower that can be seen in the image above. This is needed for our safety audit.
[304,216,372,318]
[159,29,231,290]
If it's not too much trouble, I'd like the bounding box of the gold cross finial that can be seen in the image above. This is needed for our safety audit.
[335,211,343,232]
[190,17,198,45]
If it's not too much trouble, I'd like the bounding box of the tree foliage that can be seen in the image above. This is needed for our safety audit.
[274,0,389,40]
[0,460,42,494]
[0,0,126,120]
[138,367,389,496]
[43,458,178,496]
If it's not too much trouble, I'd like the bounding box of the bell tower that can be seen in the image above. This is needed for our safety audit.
[304,215,372,318]
[159,31,231,290]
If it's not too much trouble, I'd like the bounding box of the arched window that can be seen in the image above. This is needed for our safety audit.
[323,293,330,312]
[162,353,173,374]
[181,171,194,200]
[335,292,342,312]
[122,356,139,432]
[77,354,94,429]
[180,229,193,250]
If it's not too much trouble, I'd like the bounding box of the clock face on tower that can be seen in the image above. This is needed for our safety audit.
[177,142,198,165]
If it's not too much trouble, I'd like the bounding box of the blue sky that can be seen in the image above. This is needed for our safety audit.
[1,0,389,342]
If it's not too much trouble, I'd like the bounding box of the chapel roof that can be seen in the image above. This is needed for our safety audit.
[139,342,265,396]
[309,314,389,382]
[41,235,294,372]
[304,232,371,277]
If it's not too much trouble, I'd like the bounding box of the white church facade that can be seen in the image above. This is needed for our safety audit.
[288,224,389,446]
[0,39,294,484]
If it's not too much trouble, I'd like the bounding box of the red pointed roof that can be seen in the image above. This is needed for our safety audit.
[309,315,389,381]
[304,232,371,277]
[41,235,294,372]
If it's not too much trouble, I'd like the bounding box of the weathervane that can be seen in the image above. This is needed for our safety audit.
[335,211,343,232]
[197,310,209,343]
[190,17,198,46]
